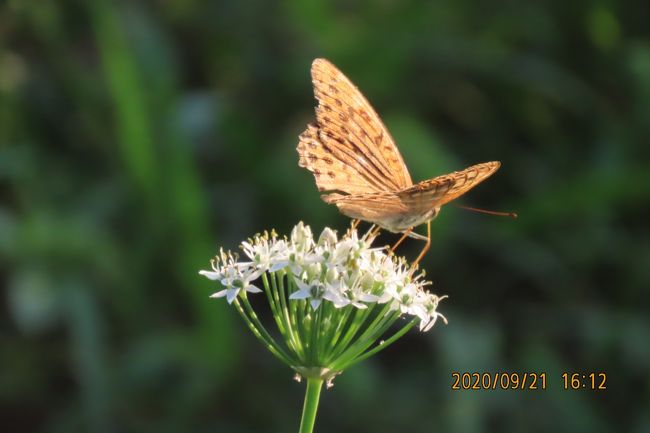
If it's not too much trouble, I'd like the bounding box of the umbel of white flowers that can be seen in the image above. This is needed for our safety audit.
[200,222,447,382]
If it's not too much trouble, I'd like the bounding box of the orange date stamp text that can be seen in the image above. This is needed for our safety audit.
[451,372,547,390]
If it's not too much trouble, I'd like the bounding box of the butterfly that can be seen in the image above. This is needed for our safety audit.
[297,58,501,265]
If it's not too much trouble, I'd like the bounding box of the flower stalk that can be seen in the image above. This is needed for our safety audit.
[298,378,323,433]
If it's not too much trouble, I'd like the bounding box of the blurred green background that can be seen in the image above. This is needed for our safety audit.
[2,0,649,432]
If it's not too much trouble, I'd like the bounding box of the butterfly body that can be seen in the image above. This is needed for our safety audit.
[378,207,440,233]
[353,204,440,234]
[297,58,500,237]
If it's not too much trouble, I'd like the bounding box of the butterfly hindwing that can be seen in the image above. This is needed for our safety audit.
[413,161,501,208]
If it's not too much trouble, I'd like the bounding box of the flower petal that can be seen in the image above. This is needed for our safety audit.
[225,289,239,304]
[269,262,287,273]
[200,270,222,280]
[245,284,262,294]
[289,289,310,300]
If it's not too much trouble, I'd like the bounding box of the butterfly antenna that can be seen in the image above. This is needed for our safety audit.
[455,204,518,219]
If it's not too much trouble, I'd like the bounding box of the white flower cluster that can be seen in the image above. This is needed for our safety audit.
[200,222,447,331]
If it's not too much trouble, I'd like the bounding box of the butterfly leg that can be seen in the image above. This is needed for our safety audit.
[411,221,431,270]
[390,228,413,253]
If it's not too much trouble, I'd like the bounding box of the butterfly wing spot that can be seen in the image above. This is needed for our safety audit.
[338,112,348,122]
[320,128,345,146]
[322,156,334,165]
[327,171,336,178]
[359,109,372,123]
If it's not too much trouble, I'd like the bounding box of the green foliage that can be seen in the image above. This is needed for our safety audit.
[1,0,648,432]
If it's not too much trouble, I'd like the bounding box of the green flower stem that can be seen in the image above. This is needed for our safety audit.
[261,273,302,362]
[296,299,311,354]
[268,273,289,336]
[272,272,304,358]
[325,306,354,349]
[316,302,337,357]
[330,309,399,369]
[298,378,323,433]
[325,306,375,362]
[285,277,306,360]
[346,308,397,353]
[326,308,365,357]
[262,273,287,335]
[234,297,295,366]
[309,304,323,364]
[346,318,417,368]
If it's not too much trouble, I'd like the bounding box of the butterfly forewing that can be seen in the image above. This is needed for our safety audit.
[310,58,412,192]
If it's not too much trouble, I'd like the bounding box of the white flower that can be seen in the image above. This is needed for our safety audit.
[317,227,338,246]
[291,221,314,252]
[199,221,453,382]
[210,272,262,304]
[290,277,326,310]
[198,248,234,281]
[323,283,352,308]
[199,222,446,331]
[415,293,448,331]
[241,231,288,273]
[199,249,263,303]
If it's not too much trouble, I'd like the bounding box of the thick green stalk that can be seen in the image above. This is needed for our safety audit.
[298,378,323,433]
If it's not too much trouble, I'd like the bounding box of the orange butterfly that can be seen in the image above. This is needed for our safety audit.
[297,59,501,265]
